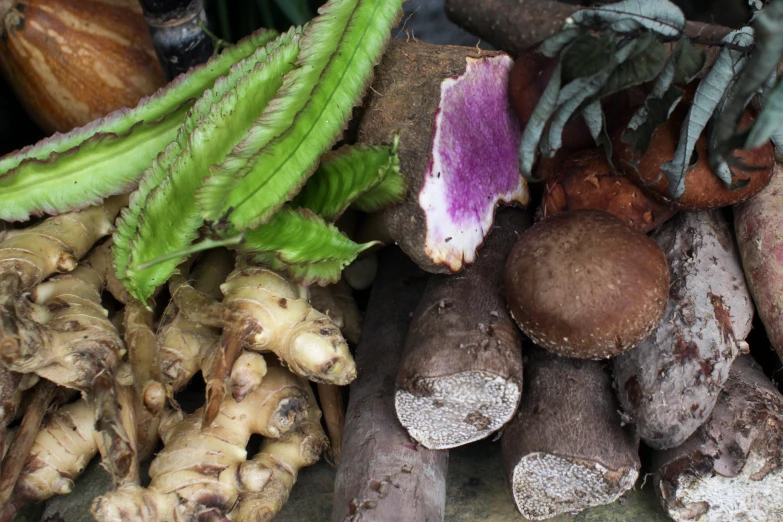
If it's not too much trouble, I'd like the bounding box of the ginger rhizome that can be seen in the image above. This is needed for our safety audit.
[90,364,319,522]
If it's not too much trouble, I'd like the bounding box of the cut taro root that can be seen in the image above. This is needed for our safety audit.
[501,348,640,520]
[395,209,528,449]
[505,210,669,359]
[614,210,755,450]
[357,40,529,274]
[654,355,783,521]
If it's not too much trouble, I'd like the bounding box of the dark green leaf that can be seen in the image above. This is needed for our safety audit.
[561,32,617,83]
[582,101,604,141]
[751,72,783,151]
[519,65,562,180]
[622,85,684,155]
[601,32,667,97]
[539,28,581,58]
[672,37,707,84]
[569,0,686,38]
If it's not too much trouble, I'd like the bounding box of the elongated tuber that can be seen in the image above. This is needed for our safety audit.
[91,364,312,522]
[395,209,528,449]
[654,355,783,521]
[357,40,528,273]
[333,247,448,522]
[501,347,640,520]
[734,162,783,359]
[614,210,754,450]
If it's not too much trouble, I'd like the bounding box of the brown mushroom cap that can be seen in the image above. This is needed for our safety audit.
[505,210,669,358]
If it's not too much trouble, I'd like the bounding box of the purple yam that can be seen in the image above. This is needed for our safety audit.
[358,41,529,273]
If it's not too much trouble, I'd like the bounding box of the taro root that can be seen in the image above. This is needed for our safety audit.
[540,149,677,232]
[613,106,774,210]
[394,209,528,449]
[734,162,783,360]
[505,210,669,359]
[357,40,529,274]
[0,0,165,133]
[614,210,755,450]
[501,348,640,520]
[654,355,783,521]
[332,248,448,522]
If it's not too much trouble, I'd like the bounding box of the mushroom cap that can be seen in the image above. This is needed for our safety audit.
[505,210,669,358]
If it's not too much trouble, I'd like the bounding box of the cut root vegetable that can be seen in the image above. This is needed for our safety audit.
[501,348,640,520]
[333,247,448,522]
[90,364,313,522]
[357,40,528,273]
[395,209,528,449]
[654,355,783,521]
[614,210,754,450]
[734,163,783,359]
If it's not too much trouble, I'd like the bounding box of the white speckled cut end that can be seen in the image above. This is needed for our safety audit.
[395,371,521,449]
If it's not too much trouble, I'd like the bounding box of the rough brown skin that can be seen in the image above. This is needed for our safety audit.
[394,209,528,449]
[613,106,775,210]
[332,248,448,522]
[444,0,732,58]
[357,40,519,274]
[540,149,678,232]
[505,210,669,359]
[0,368,35,463]
[653,355,783,521]
[0,0,165,133]
[501,348,640,520]
[614,210,755,450]
[734,163,783,360]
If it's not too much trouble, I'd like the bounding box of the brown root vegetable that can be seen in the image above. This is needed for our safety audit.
[540,149,677,233]
[505,210,669,359]
[613,107,774,210]
[0,368,36,461]
[358,40,529,274]
[501,348,640,520]
[91,364,312,522]
[394,209,528,449]
[332,248,448,522]
[315,382,345,465]
[654,355,783,521]
[0,0,165,134]
[734,163,783,360]
[614,210,755,450]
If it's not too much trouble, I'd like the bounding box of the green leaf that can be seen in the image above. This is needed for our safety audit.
[561,32,617,83]
[351,165,407,213]
[661,27,754,199]
[113,29,303,302]
[751,71,783,151]
[715,2,783,156]
[539,28,581,58]
[672,37,707,85]
[0,28,278,222]
[294,137,403,220]
[569,0,686,38]
[241,207,379,266]
[582,101,604,142]
[600,32,667,97]
[519,64,562,180]
[252,253,347,286]
[203,0,405,230]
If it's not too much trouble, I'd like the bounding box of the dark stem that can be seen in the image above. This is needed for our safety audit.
[137,0,215,80]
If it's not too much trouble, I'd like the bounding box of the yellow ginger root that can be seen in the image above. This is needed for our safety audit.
[310,279,362,346]
[90,364,312,522]
[124,301,166,415]
[204,264,356,424]
[157,249,234,394]
[0,196,127,299]
[0,247,124,390]
[229,387,328,522]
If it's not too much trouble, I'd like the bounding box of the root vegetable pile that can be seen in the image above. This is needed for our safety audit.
[4,0,783,520]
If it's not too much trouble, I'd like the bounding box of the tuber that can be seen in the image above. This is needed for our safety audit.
[395,209,528,449]
[91,363,313,522]
[332,247,448,522]
[501,347,640,520]
[734,163,783,360]
[614,210,754,450]
[357,40,528,274]
[540,148,677,233]
[654,355,783,521]
[505,210,669,359]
